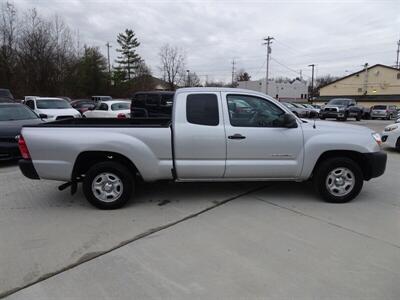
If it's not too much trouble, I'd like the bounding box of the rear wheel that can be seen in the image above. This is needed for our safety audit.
[356,113,361,121]
[83,161,134,209]
[313,157,363,203]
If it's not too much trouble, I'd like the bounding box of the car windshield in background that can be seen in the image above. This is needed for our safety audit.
[0,105,38,121]
[36,99,71,109]
[0,90,12,98]
[292,103,305,108]
[111,102,130,111]
[282,102,295,108]
[329,99,351,105]
[373,105,387,110]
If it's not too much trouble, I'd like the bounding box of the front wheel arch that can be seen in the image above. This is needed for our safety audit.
[312,150,371,180]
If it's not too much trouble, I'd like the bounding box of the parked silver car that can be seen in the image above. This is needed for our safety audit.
[370,105,397,120]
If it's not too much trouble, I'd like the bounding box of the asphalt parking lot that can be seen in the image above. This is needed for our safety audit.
[1,120,399,299]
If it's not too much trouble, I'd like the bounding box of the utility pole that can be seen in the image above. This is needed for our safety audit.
[105,42,112,76]
[363,63,369,95]
[396,40,400,69]
[263,36,274,95]
[308,64,315,102]
[231,58,236,87]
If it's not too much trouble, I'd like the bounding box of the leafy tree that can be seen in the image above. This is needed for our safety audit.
[75,46,108,95]
[115,29,141,80]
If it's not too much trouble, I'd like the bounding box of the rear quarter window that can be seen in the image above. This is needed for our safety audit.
[186,94,219,126]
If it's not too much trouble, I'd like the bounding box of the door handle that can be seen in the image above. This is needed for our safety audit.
[228,134,246,140]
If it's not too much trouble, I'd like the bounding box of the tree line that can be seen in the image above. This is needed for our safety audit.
[0,2,207,99]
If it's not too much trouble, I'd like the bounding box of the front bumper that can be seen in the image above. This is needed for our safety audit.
[362,151,387,180]
[18,159,40,179]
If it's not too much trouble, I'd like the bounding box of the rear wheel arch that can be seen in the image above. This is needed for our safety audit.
[72,151,140,181]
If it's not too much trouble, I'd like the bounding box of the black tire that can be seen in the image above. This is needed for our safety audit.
[320,116,325,120]
[83,161,134,209]
[356,113,361,121]
[396,137,400,150]
[313,157,363,203]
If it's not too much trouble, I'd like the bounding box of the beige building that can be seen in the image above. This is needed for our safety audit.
[319,64,400,107]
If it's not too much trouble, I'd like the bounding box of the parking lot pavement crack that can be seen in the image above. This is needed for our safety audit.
[0,184,270,299]
[252,196,400,250]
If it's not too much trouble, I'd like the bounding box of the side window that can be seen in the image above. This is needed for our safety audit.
[26,100,35,109]
[146,94,159,106]
[160,94,174,107]
[98,103,108,111]
[134,94,146,106]
[227,94,285,127]
[186,94,219,126]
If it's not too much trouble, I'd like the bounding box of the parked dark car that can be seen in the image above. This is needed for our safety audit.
[130,91,175,118]
[71,99,96,115]
[319,98,362,121]
[0,103,44,160]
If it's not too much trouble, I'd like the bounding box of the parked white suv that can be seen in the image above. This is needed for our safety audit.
[24,97,81,121]
[381,123,400,150]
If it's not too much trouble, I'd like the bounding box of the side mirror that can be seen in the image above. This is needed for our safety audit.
[283,113,298,128]
[39,113,48,119]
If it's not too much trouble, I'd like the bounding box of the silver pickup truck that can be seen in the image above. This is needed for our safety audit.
[18,88,387,209]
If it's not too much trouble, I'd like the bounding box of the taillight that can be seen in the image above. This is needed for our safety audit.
[18,135,31,159]
[117,113,126,119]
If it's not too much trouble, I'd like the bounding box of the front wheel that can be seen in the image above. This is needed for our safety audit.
[313,157,363,203]
[83,161,134,209]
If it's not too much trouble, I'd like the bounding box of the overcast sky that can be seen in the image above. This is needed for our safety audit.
[11,0,400,83]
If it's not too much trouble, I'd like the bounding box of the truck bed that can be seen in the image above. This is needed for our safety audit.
[24,118,171,128]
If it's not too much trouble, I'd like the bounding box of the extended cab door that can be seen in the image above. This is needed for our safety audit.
[173,92,226,179]
[222,93,304,179]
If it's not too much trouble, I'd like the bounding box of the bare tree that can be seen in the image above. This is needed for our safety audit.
[186,71,201,87]
[0,2,18,88]
[159,44,185,90]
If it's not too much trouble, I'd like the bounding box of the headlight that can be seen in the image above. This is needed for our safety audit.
[384,125,398,132]
[371,132,382,146]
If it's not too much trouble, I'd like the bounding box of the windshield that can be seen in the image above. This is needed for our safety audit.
[0,105,38,121]
[292,103,305,108]
[329,99,351,106]
[372,105,387,110]
[36,99,71,109]
[111,102,130,111]
[0,89,12,99]
[282,102,295,109]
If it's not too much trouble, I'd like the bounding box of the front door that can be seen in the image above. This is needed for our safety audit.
[223,93,304,179]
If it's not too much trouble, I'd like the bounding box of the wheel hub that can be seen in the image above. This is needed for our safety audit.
[326,167,355,197]
[92,172,123,203]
